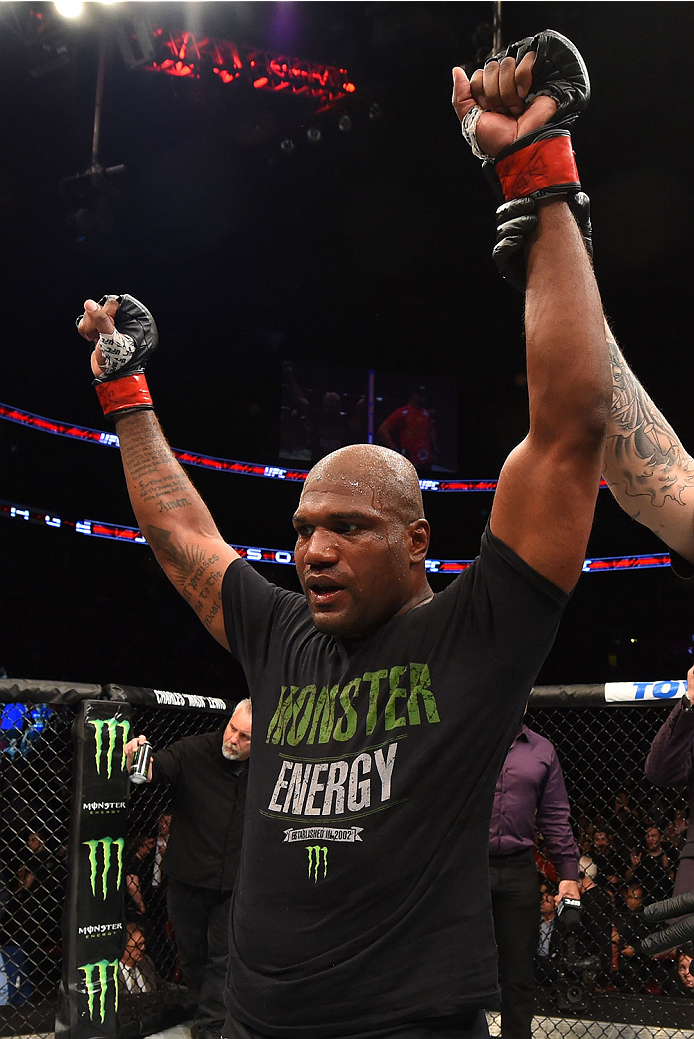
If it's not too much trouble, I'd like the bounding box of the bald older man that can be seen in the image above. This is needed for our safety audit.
[75,39,610,1039]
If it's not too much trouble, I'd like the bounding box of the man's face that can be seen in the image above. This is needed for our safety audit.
[158,814,171,839]
[293,477,420,638]
[645,827,661,851]
[624,887,643,910]
[678,955,694,989]
[222,707,252,761]
[593,831,608,852]
[540,887,555,914]
[122,928,146,966]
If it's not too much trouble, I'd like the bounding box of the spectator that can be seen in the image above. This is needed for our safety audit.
[625,828,674,902]
[613,884,651,992]
[676,947,694,996]
[119,922,160,995]
[611,791,643,854]
[573,857,613,979]
[125,814,173,976]
[536,881,561,986]
[589,829,622,888]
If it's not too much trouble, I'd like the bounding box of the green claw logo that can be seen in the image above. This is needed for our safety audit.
[83,837,125,899]
[306,844,328,882]
[78,959,119,1023]
[88,718,130,778]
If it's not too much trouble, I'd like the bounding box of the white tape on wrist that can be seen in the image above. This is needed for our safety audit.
[461,105,494,162]
[97,328,136,375]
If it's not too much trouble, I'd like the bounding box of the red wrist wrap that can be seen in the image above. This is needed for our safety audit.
[495,134,579,202]
[95,373,153,416]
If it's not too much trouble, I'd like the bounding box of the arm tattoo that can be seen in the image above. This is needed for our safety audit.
[143,527,224,629]
[606,332,694,509]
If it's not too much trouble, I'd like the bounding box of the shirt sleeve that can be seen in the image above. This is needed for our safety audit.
[151,740,183,786]
[535,745,579,881]
[470,525,570,678]
[645,698,694,787]
[221,557,307,679]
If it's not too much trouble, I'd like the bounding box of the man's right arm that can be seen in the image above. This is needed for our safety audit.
[77,296,238,650]
[603,319,694,565]
[113,409,238,649]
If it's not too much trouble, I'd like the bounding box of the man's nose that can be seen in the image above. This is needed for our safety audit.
[303,529,339,564]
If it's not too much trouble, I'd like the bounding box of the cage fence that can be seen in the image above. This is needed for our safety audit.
[0,681,692,1039]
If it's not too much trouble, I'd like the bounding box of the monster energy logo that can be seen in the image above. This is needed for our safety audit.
[83,837,124,899]
[306,844,328,882]
[88,718,130,778]
[78,959,119,1023]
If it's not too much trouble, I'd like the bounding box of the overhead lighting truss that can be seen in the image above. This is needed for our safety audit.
[120,27,356,112]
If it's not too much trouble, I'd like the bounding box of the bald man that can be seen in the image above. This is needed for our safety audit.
[76,42,610,1039]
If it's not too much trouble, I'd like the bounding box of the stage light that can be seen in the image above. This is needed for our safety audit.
[280,139,296,156]
[338,114,353,133]
[368,103,382,122]
[54,1,83,18]
[306,127,321,144]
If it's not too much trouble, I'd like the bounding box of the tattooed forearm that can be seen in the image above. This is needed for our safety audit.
[122,430,193,506]
[113,412,235,643]
[605,329,694,508]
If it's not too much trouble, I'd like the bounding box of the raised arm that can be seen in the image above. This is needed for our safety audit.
[453,31,611,593]
[77,297,238,650]
[603,319,694,565]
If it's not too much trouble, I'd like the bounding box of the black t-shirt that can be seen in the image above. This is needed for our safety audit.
[151,727,248,890]
[222,526,568,1037]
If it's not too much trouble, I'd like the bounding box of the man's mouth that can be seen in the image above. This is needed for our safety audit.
[304,577,346,607]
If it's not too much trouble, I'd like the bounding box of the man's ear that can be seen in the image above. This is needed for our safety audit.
[409,519,430,564]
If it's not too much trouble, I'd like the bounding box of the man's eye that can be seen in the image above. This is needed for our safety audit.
[295,526,313,538]
[335,523,357,534]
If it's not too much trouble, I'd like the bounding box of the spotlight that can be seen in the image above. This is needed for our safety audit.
[306,127,321,144]
[368,103,382,122]
[338,114,353,133]
[54,1,83,18]
[280,138,296,156]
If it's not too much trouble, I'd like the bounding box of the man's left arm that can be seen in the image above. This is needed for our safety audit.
[603,320,694,566]
[453,33,610,594]
[535,746,580,903]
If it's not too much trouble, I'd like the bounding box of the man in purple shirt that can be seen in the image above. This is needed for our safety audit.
[645,665,694,899]
[489,724,580,1039]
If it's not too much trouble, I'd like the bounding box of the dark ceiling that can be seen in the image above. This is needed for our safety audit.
[2,2,693,694]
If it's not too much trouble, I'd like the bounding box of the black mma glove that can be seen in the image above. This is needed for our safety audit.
[460,30,590,286]
[493,191,593,291]
[76,294,158,418]
[639,890,694,956]
[480,29,590,205]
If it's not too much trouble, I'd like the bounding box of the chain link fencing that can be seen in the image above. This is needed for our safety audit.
[0,681,692,1038]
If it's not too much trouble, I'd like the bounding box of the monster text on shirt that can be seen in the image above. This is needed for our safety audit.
[265,663,439,747]
[265,663,440,820]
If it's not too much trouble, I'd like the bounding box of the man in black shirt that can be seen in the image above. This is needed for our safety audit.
[125,700,251,1039]
[77,31,610,1039]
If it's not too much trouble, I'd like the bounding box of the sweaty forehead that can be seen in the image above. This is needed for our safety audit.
[298,475,383,514]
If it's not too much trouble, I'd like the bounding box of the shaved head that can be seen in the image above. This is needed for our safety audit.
[302,444,425,526]
[293,443,432,636]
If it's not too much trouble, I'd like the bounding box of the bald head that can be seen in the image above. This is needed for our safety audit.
[302,444,425,526]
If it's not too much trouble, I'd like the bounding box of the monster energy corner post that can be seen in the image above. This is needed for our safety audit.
[56,700,131,1038]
